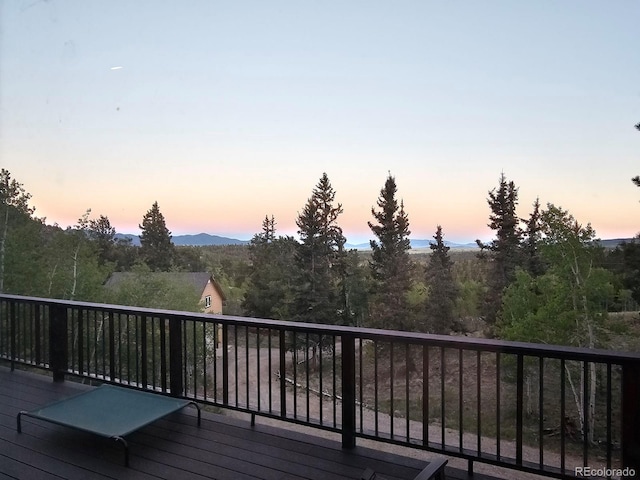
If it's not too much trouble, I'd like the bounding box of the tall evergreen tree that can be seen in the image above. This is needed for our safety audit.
[294,173,346,325]
[89,214,117,266]
[423,225,458,334]
[476,173,522,326]
[522,198,545,277]
[243,215,297,319]
[139,201,174,271]
[368,174,413,330]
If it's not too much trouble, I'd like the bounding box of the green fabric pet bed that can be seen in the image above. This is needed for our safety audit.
[17,384,201,466]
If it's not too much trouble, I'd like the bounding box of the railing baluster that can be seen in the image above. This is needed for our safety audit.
[459,348,463,452]
[441,346,445,449]
[341,333,356,449]
[279,329,286,417]
[141,315,147,388]
[390,341,394,439]
[496,352,501,460]
[406,342,410,443]
[256,327,261,411]
[539,356,544,468]
[305,332,310,422]
[516,354,523,465]
[606,363,612,472]
[477,350,481,457]
[76,309,83,375]
[560,358,566,475]
[9,300,15,371]
[234,324,238,406]
[583,360,589,467]
[358,337,363,433]
[374,339,379,436]
[423,344,429,446]
[244,326,248,408]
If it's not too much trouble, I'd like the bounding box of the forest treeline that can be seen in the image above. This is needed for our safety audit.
[1,168,640,350]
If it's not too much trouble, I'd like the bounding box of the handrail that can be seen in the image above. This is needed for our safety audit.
[1,293,639,479]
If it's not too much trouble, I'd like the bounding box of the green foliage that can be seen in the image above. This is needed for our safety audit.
[39,212,111,301]
[294,174,346,325]
[243,216,298,320]
[522,197,544,277]
[0,169,37,293]
[368,174,413,330]
[499,204,615,347]
[477,173,522,325]
[423,226,459,333]
[88,214,117,266]
[607,240,640,306]
[139,201,174,271]
[103,265,201,311]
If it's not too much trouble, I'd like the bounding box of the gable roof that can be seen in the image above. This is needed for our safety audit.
[105,272,226,300]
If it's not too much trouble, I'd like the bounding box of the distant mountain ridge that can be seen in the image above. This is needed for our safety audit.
[345,240,479,250]
[115,233,634,249]
[114,233,249,247]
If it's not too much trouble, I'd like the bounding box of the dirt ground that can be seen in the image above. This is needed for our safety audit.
[216,343,616,480]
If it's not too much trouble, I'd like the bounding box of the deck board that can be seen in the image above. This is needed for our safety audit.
[0,365,495,480]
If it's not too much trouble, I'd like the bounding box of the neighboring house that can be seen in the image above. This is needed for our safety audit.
[105,272,226,314]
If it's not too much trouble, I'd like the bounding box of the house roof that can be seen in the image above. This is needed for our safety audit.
[105,272,226,301]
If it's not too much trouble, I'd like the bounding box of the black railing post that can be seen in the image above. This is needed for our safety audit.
[222,323,229,405]
[516,354,524,465]
[341,334,356,449]
[34,304,42,366]
[279,329,286,417]
[9,300,16,371]
[622,361,640,477]
[168,316,183,397]
[49,304,68,382]
[108,311,116,381]
[140,315,148,388]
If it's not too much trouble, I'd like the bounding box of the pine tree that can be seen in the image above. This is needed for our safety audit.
[368,174,413,330]
[476,173,522,326]
[522,198,544,277]
[139,201,174,271]
[424,225,458,334]
[89,214,117,266]
[294,173,346,325]
[243,215,297,319]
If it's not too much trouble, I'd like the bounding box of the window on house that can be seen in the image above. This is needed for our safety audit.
[205,295,212,308]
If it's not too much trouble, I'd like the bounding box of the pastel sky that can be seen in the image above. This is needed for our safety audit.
[1,1,638,244]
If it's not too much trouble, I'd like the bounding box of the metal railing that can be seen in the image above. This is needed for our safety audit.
[1,294,639,479]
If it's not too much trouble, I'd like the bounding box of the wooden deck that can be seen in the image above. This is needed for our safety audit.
[0,365,502,480]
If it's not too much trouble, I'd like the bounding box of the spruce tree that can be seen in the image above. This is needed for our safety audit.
[522,198,544,277]
[294,173,346,325]
[139,201,174,271]
[424,225,458,334]
[89,214,117,266]
[243,215,297,319]
[476,173,522,326]
[368,174,413,330]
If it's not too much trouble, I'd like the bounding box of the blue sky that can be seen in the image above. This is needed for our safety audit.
[1,1,638,244]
